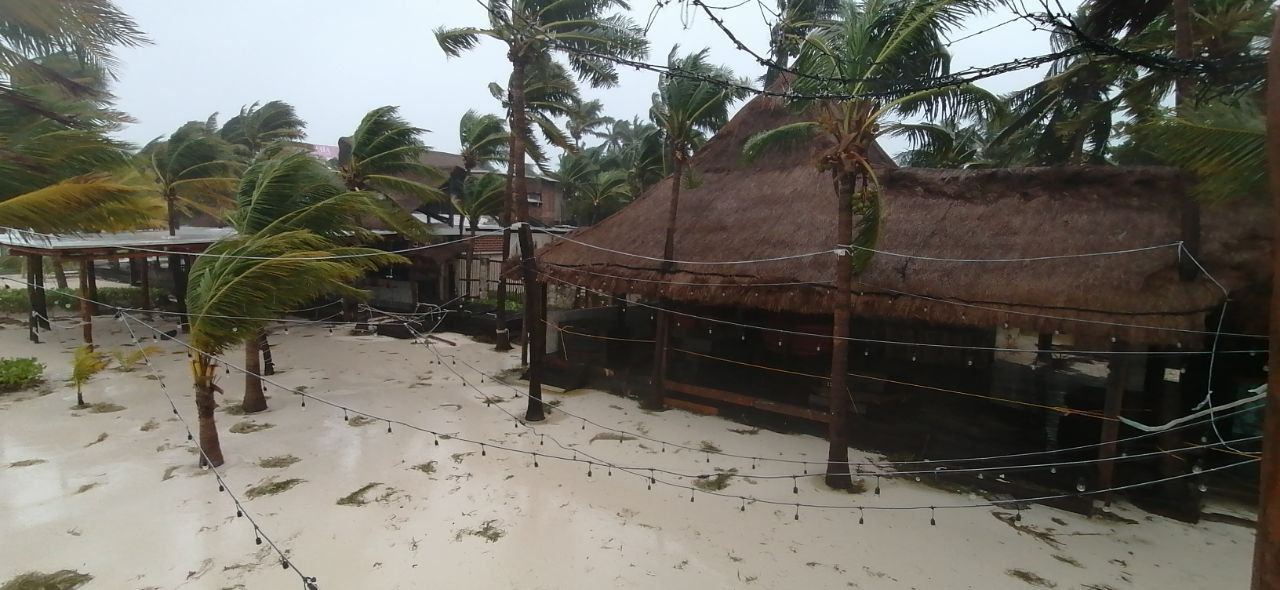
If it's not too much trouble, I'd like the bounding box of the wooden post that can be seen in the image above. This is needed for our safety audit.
[516,223,545,422]
[85,259,98,315]
[1098,343,1129,506]
[31,255,48,330]
[170,254,188,332]
[1252,14,1280,590]
[139,256,151,317]
[25,256,37,343]
[646,309,670,410]
[1159,355,1189,503]
[78,259,92,348]
[493,228,513,351]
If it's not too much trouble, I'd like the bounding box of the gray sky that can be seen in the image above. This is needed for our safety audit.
[111,0,1081,158]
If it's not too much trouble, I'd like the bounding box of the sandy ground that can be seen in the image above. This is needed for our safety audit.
[0,315,1257,589]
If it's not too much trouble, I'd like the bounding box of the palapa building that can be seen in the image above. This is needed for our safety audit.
[532,92,1271,513]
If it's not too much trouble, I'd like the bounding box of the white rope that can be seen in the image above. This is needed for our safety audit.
[837,241,1182,263]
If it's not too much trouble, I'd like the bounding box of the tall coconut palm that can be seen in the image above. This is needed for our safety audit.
[766,0,842,85]
[219,100,307,159]
[229,151,426,412]
[436,0,647,222]
[186,230,404,466]
[0,0,148,119]
[484,56,583,352]
[645,46,751,411]
[438,2,648,363]
[566,98,613,149]
[743,0,996,488]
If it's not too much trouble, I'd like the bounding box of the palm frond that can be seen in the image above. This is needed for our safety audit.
[742,121,818,163]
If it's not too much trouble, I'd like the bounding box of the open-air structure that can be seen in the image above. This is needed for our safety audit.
[0,227,235,346]
[532,92,1273,514]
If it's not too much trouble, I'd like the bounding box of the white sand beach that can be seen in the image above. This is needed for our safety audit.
[0,317,1257,589]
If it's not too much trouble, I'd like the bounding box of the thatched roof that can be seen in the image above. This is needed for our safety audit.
[536,93,1271,347]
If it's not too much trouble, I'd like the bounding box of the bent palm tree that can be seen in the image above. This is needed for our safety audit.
[743,0,995,488]
[767,0,842,85]
[219,100,307,159]
[186,230,404,466]
[229,152,425,412]
[70,344,109,408]
[335,106,445,226]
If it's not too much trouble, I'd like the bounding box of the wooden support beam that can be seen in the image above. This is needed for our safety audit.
[664,380,832,423]
[78,259,92,348]
[85,259,98,315]
[1097,343,1129,506]
[646,307,671,410]
[138,256,151,316]
[26,256,37,343]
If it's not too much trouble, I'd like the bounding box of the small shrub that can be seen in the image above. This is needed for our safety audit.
[0,286,169,314]
[0,358,44,392]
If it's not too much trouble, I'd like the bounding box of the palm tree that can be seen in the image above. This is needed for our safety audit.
[139,119,241,235]
[436,0,648,223]
[455,173,506,299]
[893,94,1007,168]
[219,100,307,158]
[743,0,995,488]
[994,0,1271,164]
[766,0,842,85]
[229,151,428,413]
[335,106,445,215]
[484,56,583,352]
[0,56,156,234]
[566,98,613,149]
[1124,103,1264,202]
[0,1,147,119]
[570,168,631,225]
[70,344,109,408]
[186,230,404,466]
[455,109,510,236]
[651,46,752,266]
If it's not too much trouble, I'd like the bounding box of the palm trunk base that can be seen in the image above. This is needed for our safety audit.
[195,382,225,467]
[242,334,267,413]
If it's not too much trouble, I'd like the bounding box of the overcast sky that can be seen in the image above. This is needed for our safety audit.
[110,0,1081,158]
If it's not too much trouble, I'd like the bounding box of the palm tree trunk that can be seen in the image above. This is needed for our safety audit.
[242,332,267,413]
[646,154,686,411]
[825,170,854,490]
[53,257,68,289]
[261,331,275,376]
[194,359,225,467]
[493,159,514,351]
[1251,15,1280,590]
[166,191,178,237]
[510,57,533,356]
[76,384,84,408]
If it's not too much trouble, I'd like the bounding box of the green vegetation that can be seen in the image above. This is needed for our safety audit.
[337,482,389,507]
[0,287,168,314]
[9,459,45,468]
[69,346,109,408]
[0,570,93,590]
[0,358,43,392]
[244,478,304,499]
[258,455,300,469]
[1004,569,1056,588]
[229,421,274,434]
[111,346,161,372]
[411,461,438,474]
[693,468,738,492]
